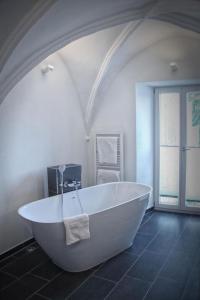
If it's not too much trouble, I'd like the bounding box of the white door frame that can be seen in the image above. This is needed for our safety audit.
[154,85,200,214]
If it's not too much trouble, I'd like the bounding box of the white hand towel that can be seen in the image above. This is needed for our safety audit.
[97,169,120,184]
[64,214,90,245]
[97,136,118,164]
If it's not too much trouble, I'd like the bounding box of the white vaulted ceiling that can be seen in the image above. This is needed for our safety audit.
[1,0,200,105]
[56,20,200,133]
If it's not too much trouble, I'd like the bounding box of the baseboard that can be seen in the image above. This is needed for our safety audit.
[0,238,35,261]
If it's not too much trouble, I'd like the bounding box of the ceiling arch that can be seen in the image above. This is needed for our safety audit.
[0,0,55,73]
[1,0,200,105]
[88,21,200,129]
[58,20,200,133]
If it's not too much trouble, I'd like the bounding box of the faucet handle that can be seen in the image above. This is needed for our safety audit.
[74,180,81,187]
[63,180,81,188]
[65,181,73,188]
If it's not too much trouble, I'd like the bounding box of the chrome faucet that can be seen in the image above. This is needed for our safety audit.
[66,180,81,190]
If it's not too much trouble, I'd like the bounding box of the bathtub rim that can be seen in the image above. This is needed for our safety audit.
[18,181,152,224]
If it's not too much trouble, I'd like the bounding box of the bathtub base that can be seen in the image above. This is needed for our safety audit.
[51,242,133,272]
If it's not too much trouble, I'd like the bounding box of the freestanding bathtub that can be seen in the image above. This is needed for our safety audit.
[18,182,151,272]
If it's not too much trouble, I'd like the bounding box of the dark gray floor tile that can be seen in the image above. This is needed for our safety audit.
[138,219,159,236]
[2,248,48,277]
[145,277,184,300]
[126,233,154,256]
[174,234,200,255]
[39,270,92,300]
[20,273,47,293]
[128,250,165,282]
[0,212,199,300]
[184,216,200,235]
[147,231,177,255]
[0,280,35,300]
[32,260,62,280]
[95,252,138,282]
[160,250,194,284]
[0,271,16,290]
[182,267,200,300]
[69,276,114,299]
[141,214,152,225]
[107,276,150,300]
[194,248,200,266]
[150,212,186,236]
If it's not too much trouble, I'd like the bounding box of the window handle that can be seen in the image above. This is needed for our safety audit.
[181,147,191,151]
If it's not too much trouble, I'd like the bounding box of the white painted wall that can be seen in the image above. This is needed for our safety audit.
[136,85,154,206]
[0,53,87,254]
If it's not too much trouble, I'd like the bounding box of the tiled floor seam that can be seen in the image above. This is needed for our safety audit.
[36,294,51,300]
[64,263,105,299]
[0,270,19,291]
[1,252,47,280]
[140,212,154,227]
[93,274,117,284]
[0,256,16,269]
[142,222,189,300]
[2,258,48,282]
[0,269,54,300]
[27,293,51,300]
[25,271,65,300]
[104,216,162,299]
[27,271,52,282]
[180,245,200,300]
[0,277,20,292]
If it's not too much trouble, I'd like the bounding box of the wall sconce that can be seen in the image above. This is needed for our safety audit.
[41,64,54,74]
[169,62,178,72]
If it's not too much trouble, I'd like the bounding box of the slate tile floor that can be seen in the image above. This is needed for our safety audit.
[0,210,200,300]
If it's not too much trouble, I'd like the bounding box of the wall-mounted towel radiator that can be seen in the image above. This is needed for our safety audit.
[95,132,124,184]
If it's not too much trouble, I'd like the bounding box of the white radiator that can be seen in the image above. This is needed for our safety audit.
[95,132,124,184]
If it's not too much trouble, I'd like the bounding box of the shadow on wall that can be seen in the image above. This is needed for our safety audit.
[0,171,45,252]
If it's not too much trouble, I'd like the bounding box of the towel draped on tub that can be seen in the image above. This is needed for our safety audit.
[64,214,90,245]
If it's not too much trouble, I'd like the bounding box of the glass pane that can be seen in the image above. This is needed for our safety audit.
[159,92,180,206]
[159,93,180,146]
[159,147,179,206]
[186,91,200,208]
[187,92,200,147]
[185,149,200,208]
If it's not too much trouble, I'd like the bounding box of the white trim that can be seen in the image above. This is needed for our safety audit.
[154,84,200,213]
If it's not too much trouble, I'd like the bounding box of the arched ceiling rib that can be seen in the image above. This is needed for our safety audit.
[84,21,139,131]
[58,20,200,133]
[1,0,200,104]
[85,0,159,130]
[58,24,124,115]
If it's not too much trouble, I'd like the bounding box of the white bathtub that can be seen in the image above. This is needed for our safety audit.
[18,182,151,272]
